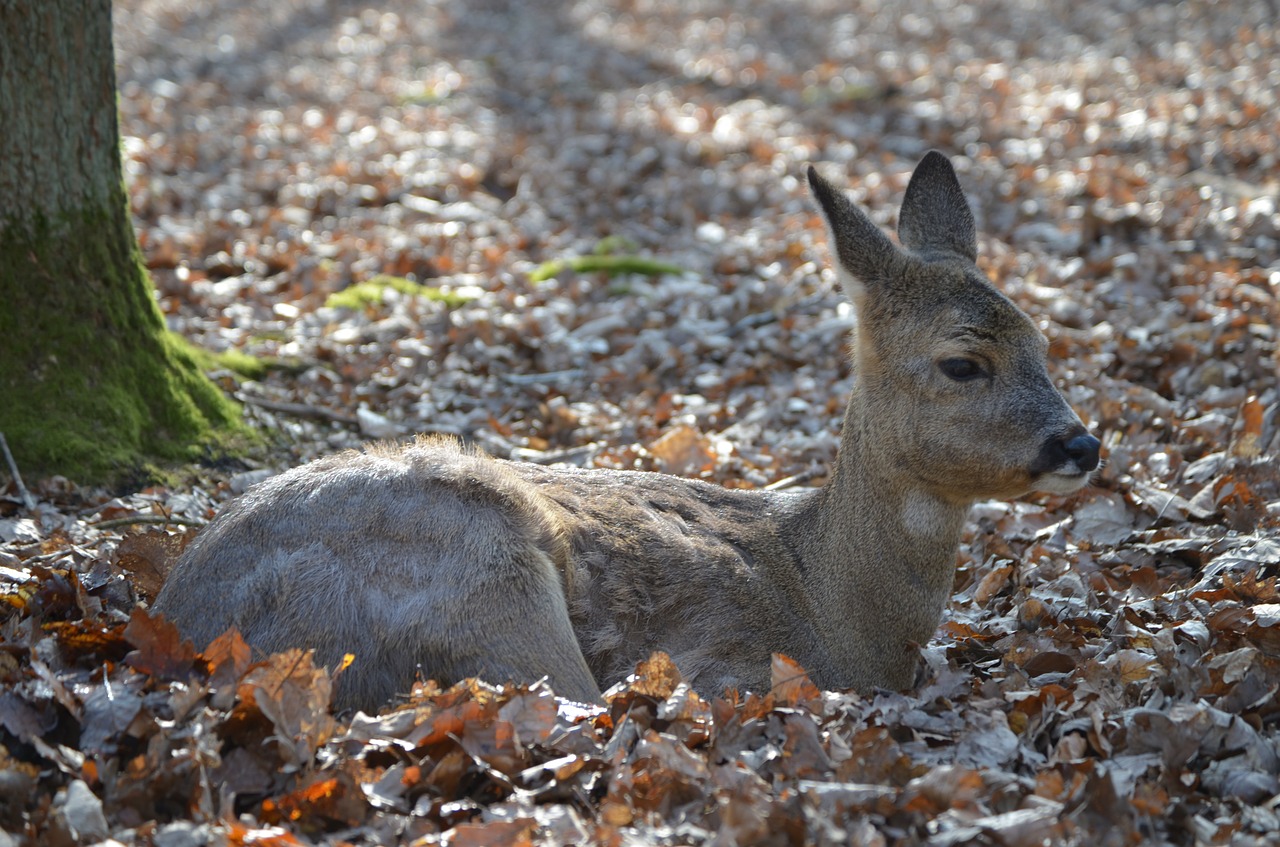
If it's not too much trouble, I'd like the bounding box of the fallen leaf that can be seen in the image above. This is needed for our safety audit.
[770,653,821,708]
[649,425,715,476]
[113,529,196,600]
[1072,494,1136,546]
[123,606,197,679]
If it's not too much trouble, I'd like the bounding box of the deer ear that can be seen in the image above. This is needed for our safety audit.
[897,151,976,261]
[808,165,903,299]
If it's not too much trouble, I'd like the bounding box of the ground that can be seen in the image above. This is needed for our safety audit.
[1,0,1278,844]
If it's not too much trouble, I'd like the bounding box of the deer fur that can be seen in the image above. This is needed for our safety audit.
[153,151,1100,711]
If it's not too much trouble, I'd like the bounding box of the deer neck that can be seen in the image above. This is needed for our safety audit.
[787,391,971,682]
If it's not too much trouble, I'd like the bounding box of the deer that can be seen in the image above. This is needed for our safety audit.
[152,151,1101,712]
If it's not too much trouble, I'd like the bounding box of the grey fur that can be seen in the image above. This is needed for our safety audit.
[898,150,978,260]
[152,151,1098,712]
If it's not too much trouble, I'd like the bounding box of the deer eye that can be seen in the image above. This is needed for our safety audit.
[938,357,985,382]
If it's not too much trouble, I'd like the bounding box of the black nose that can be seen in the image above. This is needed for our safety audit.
[1063,433,1101,472]
[1031,429,1102,477]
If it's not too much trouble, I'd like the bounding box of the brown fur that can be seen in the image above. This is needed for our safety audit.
[152,152,1099,711]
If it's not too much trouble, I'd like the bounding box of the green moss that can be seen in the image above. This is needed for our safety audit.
[528,253,689,283]
[211,348,270,380]
[801,81,882,105]
[529,237,688,284]
[248,328,290,343]
[0,205,254,485]
[189,345,301,380]
[591,235,639,256]
[325,274,476,310]
[394,83,451,106]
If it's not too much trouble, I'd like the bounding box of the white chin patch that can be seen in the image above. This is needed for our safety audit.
[1034,471,1092,495]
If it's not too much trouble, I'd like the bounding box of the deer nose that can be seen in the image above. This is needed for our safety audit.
[1063,433,1101,472]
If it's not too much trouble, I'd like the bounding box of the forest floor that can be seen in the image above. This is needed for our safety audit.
[3,0,1280,844]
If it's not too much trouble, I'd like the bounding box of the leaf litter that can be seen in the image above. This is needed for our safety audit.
[3,0,1280,843]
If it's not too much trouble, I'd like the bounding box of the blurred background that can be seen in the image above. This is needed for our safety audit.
[112,0,1279,489]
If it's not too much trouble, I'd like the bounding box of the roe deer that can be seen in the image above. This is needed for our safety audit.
[153,151,1100,711]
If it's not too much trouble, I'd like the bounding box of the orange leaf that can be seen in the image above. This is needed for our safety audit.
[770,653,821,708]
[1232,395,1264,458]
[123,606,197,679]
[203,626,253,683]
[447,818,536,847]
[649,424,715,477]
[974,562,1014,606]
[225,822,305,846]
[261,774,368,828]
[627,652,684,700]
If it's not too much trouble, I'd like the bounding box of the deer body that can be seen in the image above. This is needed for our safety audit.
[154,152,1100,710]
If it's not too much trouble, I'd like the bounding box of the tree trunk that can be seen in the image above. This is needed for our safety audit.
[0,0,246,485]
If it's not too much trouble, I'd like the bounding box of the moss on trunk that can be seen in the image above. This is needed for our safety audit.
[0,1,250,484]
[0,209,250,483]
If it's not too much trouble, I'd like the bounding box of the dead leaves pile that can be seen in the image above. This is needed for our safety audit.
[2,490,1280,845]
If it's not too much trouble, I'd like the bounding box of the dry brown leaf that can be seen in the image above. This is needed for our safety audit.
[974,561,1014,605]
[122,606,197,679]
[900,765,985,814]
[770,653,822,708]
[112,529,197,600]
[649,424,715,477]
[239,649,335,768]
[621,652,684,700]
[1071,494,1136,546]
[261,773,367,829]
[446,818,537,847]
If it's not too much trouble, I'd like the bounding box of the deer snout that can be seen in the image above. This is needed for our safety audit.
[1031,427,1101,478]
[1062,432,1101,472]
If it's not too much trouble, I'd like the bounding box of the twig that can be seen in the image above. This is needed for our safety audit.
[501,369,585,386]
[91,515,205,530]
[235,393,360,427]
[513,444,599,466]
[764,467,823,491]
[0,432,36,511]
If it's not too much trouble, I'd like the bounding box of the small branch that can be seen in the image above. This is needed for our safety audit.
[91,515,205,530]
[501,369,585,386]
[764,467,823,491]
[236,393,360,427]
[0,432,37,511]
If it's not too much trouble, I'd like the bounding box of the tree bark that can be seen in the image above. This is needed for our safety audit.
[0,0,246,484]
